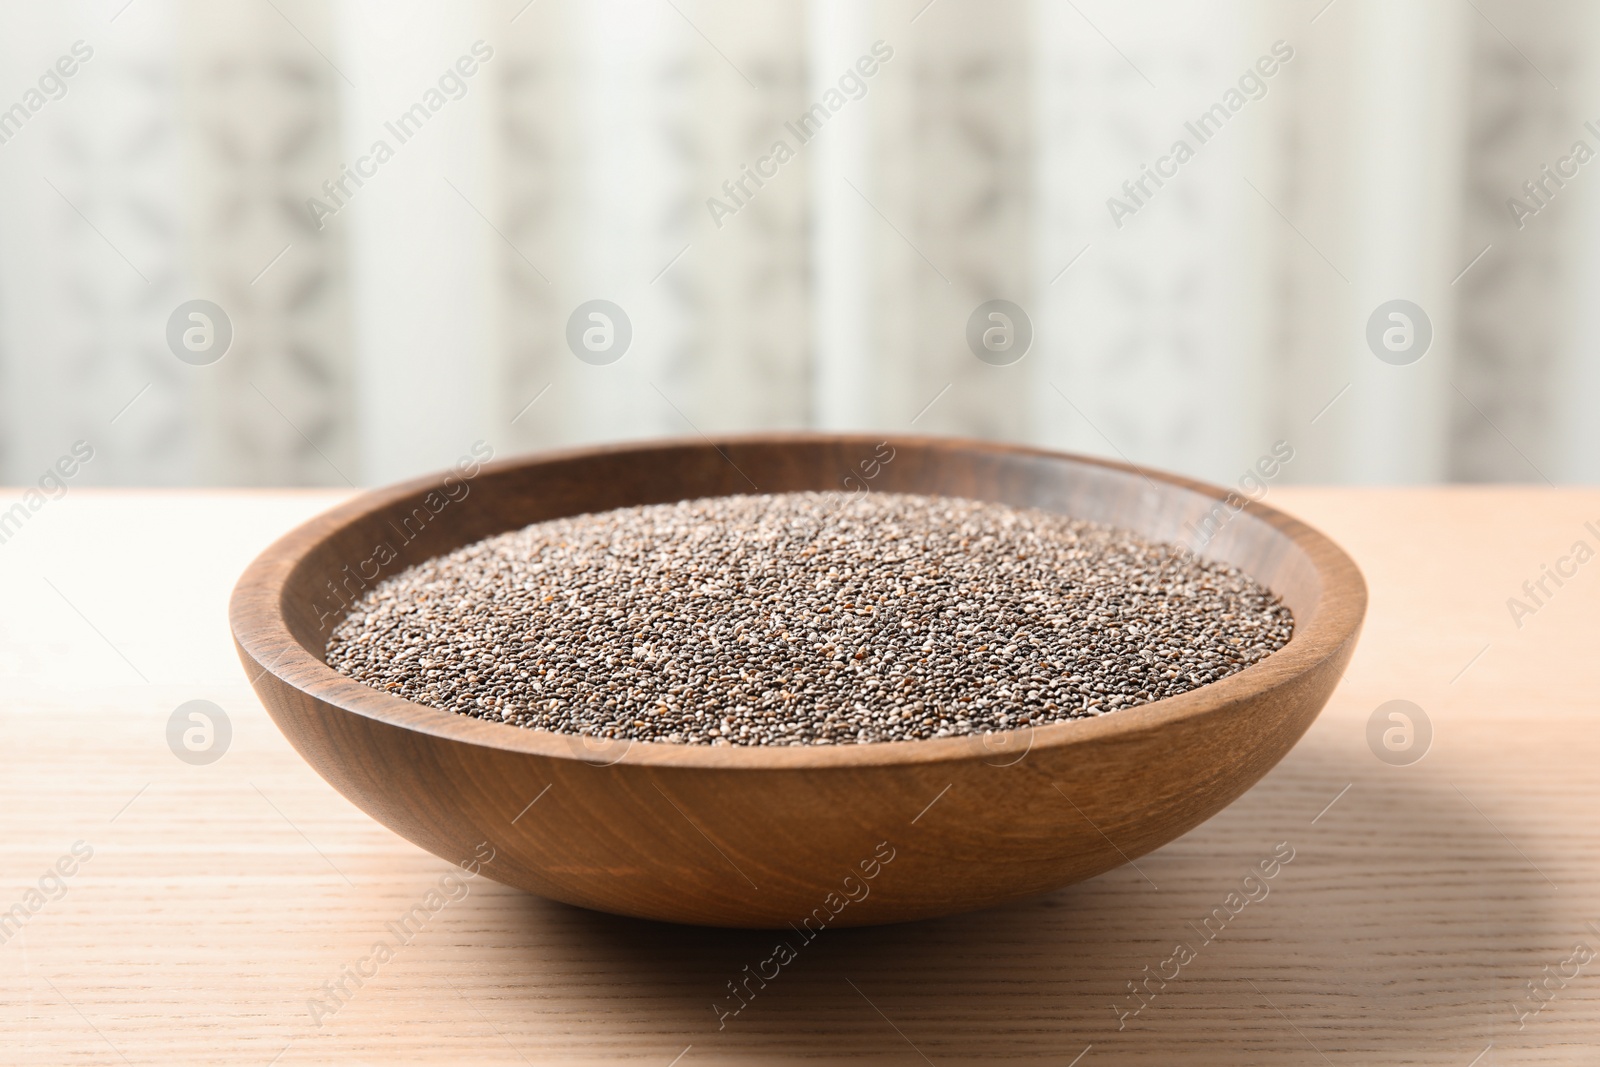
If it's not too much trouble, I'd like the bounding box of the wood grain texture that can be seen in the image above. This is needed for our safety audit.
[3,485,1598,1065]
[228,436,1366,927]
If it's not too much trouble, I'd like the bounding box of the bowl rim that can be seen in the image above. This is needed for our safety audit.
[230,432,1366,771]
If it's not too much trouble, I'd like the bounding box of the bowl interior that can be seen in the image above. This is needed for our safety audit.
[254,435,1345,764]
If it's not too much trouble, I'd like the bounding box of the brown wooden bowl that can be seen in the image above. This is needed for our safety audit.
[231,434,1365,928]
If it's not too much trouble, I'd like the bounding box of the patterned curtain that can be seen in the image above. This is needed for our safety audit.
[0,0,1591,487]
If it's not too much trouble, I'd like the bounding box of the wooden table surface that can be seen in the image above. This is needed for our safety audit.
[1,487,1596,1065]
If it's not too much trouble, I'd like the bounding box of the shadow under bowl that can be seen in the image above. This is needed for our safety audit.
[230,434,1366,928]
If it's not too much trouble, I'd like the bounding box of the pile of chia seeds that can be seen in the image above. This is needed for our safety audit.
[325,492,1293,746]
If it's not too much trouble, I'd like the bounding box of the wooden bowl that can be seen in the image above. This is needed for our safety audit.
[231,434,1365,928]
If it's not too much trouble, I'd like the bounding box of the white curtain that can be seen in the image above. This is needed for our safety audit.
[0,0,1591,487]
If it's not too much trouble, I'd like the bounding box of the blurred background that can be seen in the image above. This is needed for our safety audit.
[0,0,1592,490]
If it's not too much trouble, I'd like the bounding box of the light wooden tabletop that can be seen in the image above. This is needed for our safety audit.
[1,487,1595,1065]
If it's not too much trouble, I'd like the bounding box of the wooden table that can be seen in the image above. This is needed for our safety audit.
[1,488,1595,1065]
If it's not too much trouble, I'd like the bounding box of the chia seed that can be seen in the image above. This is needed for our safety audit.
[325,492,1294,746]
